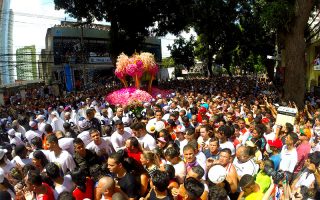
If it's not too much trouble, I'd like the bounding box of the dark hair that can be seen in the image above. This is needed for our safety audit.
[164,147,180,159]
[27,170,42,186]
[187,140,198,151]
[31,137,43,149]
[127,137,140,149]
[114,120,123,126]
[163,164,175,179]
[209,137,219,144]
[46,134,58,144]
[191,165,204,179]
[151,170,170,192]
[184,177,204,200]
[57,191,75,200]
[44,124,53,133]
[239,174,255,189]
[182,116,189,123]
[14,144,26,157]
[109,151,124,165]
[218,125,232,138]
[89,129,100,135]
[200,125,211,132]
[63,122,71,130]
[71,168,87,192]
[33,150,49,168]
[73,138,84,145]
[0,191,11,200]
[208,184,228,200]
[220,148,232,155]
[288,132,299,144]
[185,128,195,135]
[45,162,61,180]
[130,122,145,131]
[285,123,294,133]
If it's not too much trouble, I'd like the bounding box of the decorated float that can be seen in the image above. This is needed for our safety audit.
[106,52,171,106]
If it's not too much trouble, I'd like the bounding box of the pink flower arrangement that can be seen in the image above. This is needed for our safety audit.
[105,87,153,106]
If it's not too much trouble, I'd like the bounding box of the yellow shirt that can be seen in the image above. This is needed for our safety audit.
[245,191,264,200]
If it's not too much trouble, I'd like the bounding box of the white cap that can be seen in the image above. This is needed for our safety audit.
[36,115,45,120]
[51,111,59,116]
[208,165,227,184]
[146,122,156,134]
[29,120,37,127]
[155,121,165,132]
[7,128,15,136]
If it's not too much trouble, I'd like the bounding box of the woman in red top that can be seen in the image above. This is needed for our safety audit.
[24,170,55,200]
[71,169,94,200]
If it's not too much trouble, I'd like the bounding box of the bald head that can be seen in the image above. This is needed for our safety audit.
[97,176,115,197]
[236,146,250,163]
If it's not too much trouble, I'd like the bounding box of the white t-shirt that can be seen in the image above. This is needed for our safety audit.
[179,139,188,156]
[9,136,24,146]
[220,141,235,155]
[279,145,298,173]
[233,157,259,178]
[38,121,47,134]
[138,133,157,150]
[77,130,92,146]
[110,130,132,151]
[86,139,114,156]
[48,150,76,174]
[173,160,186,183]
[294,170,315,189]
[53,174,74,199]
[58,138,75,155]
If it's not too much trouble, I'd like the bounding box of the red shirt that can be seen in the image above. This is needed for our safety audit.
[73,178,94,200]
[127,149,142,164]
[36,183,55,200]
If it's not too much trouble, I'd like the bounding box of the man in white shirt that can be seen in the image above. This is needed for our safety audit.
[86,129,115,161]
[233,146,259,180]
[131,122,156,150]
[110,120,131,151]
[164,147,186,184]
[46,134,76,174]
[216,125,235,155]
[12,120,26,139]
[36,115,47,134]
[7,129,24,147]
[279,133,298,175]
[50,111,65,132]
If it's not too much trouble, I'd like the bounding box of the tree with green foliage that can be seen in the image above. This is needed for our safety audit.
[167,36,195,70]
[258,0,316,107]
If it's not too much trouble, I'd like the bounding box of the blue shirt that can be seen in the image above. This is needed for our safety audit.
[270,154,281,171]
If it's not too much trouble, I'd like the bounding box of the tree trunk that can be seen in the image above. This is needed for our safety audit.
[207,49,214,77]
[110,19,120,67]
[283,0,313,109]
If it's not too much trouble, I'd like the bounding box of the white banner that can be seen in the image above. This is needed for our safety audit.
[88,57,112,64]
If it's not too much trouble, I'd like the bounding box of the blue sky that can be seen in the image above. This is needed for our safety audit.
[10,0,195,58]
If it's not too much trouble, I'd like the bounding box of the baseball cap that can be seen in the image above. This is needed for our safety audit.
[78,120,92,130]
[0,149,7,160]
[157,137,167,143]
[308,151,320,166]
[155,121,165,132]
[300,128,311,139]
[267,139,283,149]
[174,125,186,133]
[208,165,227,184]
[199,107,207,114]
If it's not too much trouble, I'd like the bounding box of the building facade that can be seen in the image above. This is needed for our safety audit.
[16,45,37,80]
[40,21,162,90]
[0,0,14,85]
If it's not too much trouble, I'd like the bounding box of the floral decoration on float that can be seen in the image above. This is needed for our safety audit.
[106,52,172,106]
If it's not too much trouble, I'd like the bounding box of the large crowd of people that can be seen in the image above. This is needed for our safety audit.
[0,76,320,200]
